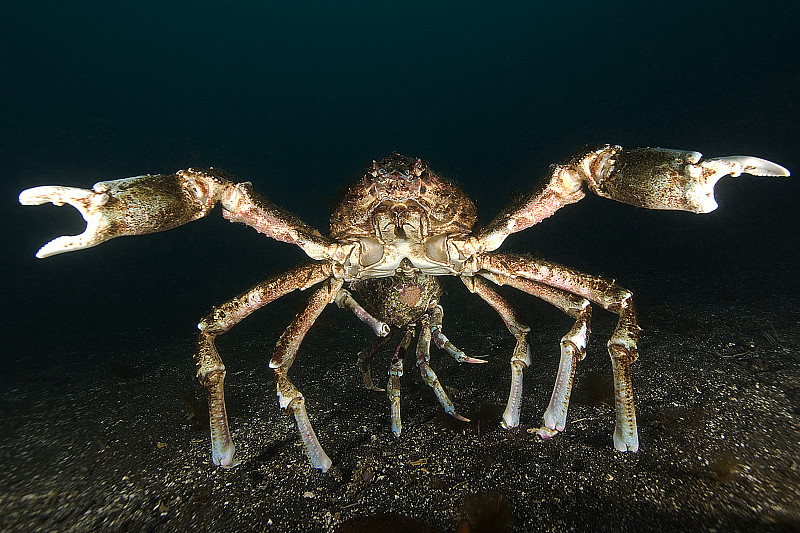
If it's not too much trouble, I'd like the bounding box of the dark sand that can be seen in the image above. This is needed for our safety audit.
[2,260,798,532]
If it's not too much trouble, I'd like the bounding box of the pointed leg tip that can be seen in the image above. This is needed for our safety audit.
[613,431,639,452]
[536,426,559,440]
[500,415,519,430]
[212,444,238,468]
[305,444,333,472]
[220,457,242,469]
[614,442,639,453]
[313,455,333,472]
[542,410,566,433]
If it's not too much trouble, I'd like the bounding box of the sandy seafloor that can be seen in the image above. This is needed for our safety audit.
[2,257,798,533]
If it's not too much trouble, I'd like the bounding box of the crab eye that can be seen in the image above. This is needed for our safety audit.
[413,158,427,177]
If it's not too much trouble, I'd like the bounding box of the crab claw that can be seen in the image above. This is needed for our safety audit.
[19,172,225,259]
[693,155,790,212]
[19,185,113,258]
[586,147,790,214]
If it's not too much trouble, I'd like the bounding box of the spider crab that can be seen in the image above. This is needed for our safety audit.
[19,145,789,471]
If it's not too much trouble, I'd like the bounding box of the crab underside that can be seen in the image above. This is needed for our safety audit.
[19,145,789,470]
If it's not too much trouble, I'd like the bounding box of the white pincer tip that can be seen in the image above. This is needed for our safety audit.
[712,156,790,177]
[19,186,57,206]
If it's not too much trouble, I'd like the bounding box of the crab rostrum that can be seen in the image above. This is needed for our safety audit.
[19,145,789,471]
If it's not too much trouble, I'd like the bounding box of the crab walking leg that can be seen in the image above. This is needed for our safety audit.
[194,262,333,468]
[478,253,640,451]
[198,263,334,336]
[388,328,414,437]
[334,289,390,337]
[355,332,396,391]
[194,336,237,467]
[269,278,344,472]
[477,272,592,438]
[461,276,531,429]
[416,315,469,422]
[336,288,395,390]
[429,305,486,364]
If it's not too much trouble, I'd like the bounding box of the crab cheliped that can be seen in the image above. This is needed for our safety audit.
[19,146,789,471]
